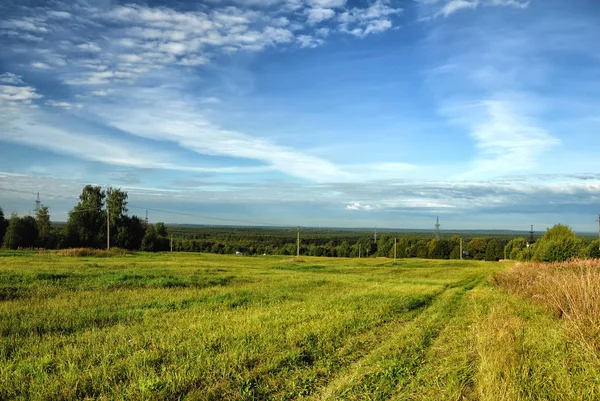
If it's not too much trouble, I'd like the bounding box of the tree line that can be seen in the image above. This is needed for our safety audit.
[1,186,598,263]
[0,185,170,251]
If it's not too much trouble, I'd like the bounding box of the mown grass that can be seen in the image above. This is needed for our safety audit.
[0,252,599,400]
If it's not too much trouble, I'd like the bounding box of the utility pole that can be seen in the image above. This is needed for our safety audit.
[460,238,463,260]
[359,245,361,258]
[394,237,397,265]
[170,235,173,252]
[145,209,148,226]
[106,204,110,250]
[106,188,111,250]
[297,226,300,259]
[597,215,600,250]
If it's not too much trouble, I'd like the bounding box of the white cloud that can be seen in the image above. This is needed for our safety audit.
[443,99,560,177]
[422,0,529,18]
[45,100,83,110]
[438,0,479,17]
[0,85,42,103]
[32,62,51,69]
[346,202,372,211]
[87,85,354,183]
[309,0,346,7]
[307,8,336,24]
[47,11,71,19]
[0,73,24,85]
[77,43,102,53]
[297,35,325,48]
[339,0,402,37]
[90,90,110,97]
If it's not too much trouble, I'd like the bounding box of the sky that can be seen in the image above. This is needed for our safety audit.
[1,0,600,231]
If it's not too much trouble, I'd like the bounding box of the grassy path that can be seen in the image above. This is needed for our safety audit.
[1,252,599,400]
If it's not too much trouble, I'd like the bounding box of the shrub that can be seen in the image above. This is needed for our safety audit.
[57,248,132,257]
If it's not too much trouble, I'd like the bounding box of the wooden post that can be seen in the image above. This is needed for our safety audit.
[106,205,110,251]
[297,226,300,259]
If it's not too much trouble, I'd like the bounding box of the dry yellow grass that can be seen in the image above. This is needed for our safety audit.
[56,247,132,257]
[494,260,600,354]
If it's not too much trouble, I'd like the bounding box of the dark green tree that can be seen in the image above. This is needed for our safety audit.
[141,225,157,251]
[0,207,7,246]
[484,239,503,261]
[116,215,146,250]
[3,213,38,249]
[63,185,106,248]
[106,187,128,227]
[533,224,584,262]
[155,222,168,237]
[505,238,528,260]
[35,205,53,248]
[585,239,600,259]
[467,238,487,260]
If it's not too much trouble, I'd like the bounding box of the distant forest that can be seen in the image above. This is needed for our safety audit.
[1,185,599,263]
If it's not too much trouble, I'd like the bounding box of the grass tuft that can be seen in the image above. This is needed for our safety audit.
[495,259,600,353]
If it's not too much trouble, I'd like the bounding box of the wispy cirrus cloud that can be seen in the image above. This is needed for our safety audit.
[419,0,529,18]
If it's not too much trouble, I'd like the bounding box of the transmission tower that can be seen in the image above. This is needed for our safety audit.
[35,192,41,213]
[145,209,149,226]
[435,217,441,240]
[529,225,535,243]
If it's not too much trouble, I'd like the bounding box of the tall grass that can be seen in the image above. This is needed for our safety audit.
[494,260,600,354]
[56,247,132,257]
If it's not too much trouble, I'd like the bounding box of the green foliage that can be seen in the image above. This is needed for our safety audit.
[533,224,585,262]
[2,213,38,249]
[115,216,146,250]
[467,238,487,260]
[155,222,168,237]
[506,237,528,260]
[485,239,503,261]
[0,207,7,246]
[63,185,106,248]
[106,187,128,227]
[585,240,600,259]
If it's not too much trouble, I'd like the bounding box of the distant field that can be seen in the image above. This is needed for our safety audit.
[1,253,599,400]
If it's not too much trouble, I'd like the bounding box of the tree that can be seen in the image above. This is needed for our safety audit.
[532,224,585,262]
[106,187,128,227]
[141,225,158,252]
[337,241,350,258]
[505,238,527,260]
[115,215,146,250]
[484,240,503,261]
[155,222,168,237]
[64,185,105,248]
[585,240,600,259]
[3,213,38,249]
[35,205,52,248]
[0,207,7,246]
[467,238,487,260]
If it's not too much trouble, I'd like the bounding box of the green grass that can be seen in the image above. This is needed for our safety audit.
[0,252,598,400]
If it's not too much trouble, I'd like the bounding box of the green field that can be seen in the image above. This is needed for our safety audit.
[1,253,599,400]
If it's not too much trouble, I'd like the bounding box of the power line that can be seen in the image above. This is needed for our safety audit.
[0,187,284,227]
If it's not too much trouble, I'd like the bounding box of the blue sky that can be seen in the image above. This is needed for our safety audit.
[1,0,599,231]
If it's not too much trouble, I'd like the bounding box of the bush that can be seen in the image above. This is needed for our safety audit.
[57,248,132,257]
[532,225,584,263]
